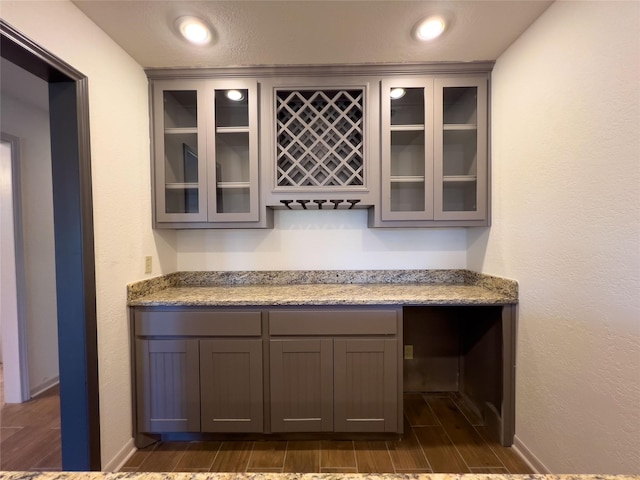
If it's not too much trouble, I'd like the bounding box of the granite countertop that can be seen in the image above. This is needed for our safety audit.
[127,269,518,307]
[1,472,636,480]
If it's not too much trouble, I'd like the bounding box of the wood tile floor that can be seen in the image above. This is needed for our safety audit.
[0,365,62,471]
[122,393,534,474]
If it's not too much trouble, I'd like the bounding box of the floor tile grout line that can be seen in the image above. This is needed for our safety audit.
[423,396,472,473]
[281,440,289,472]
[407,416,434,473]
[350,439,358,473]
[244,441,256,473]
[171,443,189,472]
[471,425,513,474]
[201,440,223,472]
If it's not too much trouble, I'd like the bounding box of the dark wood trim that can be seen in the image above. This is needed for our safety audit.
[1,18,101,471]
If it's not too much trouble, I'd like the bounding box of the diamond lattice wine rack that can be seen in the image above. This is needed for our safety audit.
[276,89,365,191]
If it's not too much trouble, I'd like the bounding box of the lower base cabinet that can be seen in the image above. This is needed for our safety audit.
[270,339,334,432]
[135,338,201,433]
[200,338,263,433]
[333,338,398,432]
[270,337,398,433]
[136,337,264,434]
[133,306,402,437]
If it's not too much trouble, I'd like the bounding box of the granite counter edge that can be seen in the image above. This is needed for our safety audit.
[127,269,518,305]
[0,472,635,480]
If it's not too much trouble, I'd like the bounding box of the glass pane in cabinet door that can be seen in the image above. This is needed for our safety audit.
[443,182,477,212]
[163,90,200,215]
[390,130,425,212]
[390,88,424,125]
[442,86,478,213]
[164,91,197,128]
[215,89,251,214]
[215,132,250,213]
[443,130,477,176]
[216,89,249,127]
[443,87,477,125]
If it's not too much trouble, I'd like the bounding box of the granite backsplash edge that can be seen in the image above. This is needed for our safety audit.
[127,269,517,303]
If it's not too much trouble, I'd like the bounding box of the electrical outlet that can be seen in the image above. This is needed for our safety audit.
[404,344,414,360]
[144,256,152,274]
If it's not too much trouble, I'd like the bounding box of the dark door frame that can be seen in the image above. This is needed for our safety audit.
[1,20,101,470]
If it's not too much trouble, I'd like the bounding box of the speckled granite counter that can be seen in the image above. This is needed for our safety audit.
[127,270,517,307]
[1,472,636,480]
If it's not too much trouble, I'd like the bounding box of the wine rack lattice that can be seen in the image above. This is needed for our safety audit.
[276,89,364,187]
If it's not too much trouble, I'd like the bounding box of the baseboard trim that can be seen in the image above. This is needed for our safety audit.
[102,438,136,472]
[513,434,550,474]
[30,376,59,398]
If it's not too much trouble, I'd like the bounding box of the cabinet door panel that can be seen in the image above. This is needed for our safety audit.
[381,78,434,221]
[136,339,200,432]
[207,79,260,222]
[154,81,208,223]
[334,338,397,432]
[270,339,333,432]
[200,339,263,432]
[433,77,487,221]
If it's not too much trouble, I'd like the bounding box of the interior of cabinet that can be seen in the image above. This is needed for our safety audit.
[214,90,251,214]
[441,87,479,213]
[163,90,200,214]
[389,87,426,212]
[402,305,503,424]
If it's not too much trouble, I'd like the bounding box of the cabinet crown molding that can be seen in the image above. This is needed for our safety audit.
[145,61,495,80]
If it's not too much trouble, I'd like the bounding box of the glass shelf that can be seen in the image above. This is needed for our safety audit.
[216,126,250,134]
[390,176,426,183]
[165,127,198,134]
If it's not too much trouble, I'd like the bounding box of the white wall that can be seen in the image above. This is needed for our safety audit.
[178,210,467,270]
[0,139,21,402]
[1,59,59,397]
[468,1,640,473]
[0,0,177,469]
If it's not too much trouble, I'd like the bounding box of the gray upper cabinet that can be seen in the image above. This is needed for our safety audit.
[152,78,265,228]
[148,64,491,228]
[372,74,489,227]
[434,77,488,221]
[153,81,208,223]
[380,78,435,222]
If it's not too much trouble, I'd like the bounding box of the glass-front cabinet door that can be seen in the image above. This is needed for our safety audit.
[380,78,434,221]
[207,80,259,222]
[154,81,208,222]
[153,79,259,224]
[434,77,487,221]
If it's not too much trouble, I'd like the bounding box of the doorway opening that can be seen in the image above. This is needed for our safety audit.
[1,20,101,470]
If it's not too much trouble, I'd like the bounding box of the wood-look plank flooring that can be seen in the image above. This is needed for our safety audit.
[0,365,62,471]
[122,392,534,474]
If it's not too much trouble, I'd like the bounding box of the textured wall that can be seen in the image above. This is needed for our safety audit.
[1,0,177,469]
[177,210,468,271]
[468,1,640,473]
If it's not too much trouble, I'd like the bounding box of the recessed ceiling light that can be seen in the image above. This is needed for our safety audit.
[176,16,211,45]
[390,88,406,100]
[226,90,245,101]
[414,16,446,41]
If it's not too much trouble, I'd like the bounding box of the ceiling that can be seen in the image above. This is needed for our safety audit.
[71,0,553,69]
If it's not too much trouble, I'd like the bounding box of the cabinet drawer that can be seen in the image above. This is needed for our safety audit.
[269,309,397,336]
[135,310,262,336]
